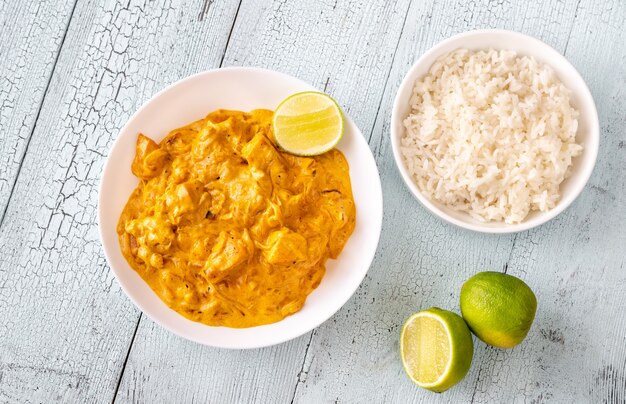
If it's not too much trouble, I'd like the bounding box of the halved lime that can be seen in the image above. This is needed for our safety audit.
[272,92,344,156]
[400,307,474,392]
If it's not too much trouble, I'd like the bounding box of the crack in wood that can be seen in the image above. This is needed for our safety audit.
[365,1,413,146]
[0,0,79,231]
[289,330,315,404]
[218,0,244,68]
[563,0,583,55]
[503,233,519,274]
[469,347,489,404]
[110,313,142,404]
[198,0,213,21]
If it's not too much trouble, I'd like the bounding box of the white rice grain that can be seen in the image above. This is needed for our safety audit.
[401,49,583,224]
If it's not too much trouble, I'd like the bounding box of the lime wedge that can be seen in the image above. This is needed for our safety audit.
[400,307,474,392]
[272,92,344,156]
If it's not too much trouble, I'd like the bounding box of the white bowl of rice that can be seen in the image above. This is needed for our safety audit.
[390,29,599,233]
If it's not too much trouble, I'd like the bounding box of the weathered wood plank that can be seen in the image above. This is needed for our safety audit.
[471,1,626,402]
[115,319,311,403]
[113,0,419,402]
[292,1,589,402]
[0,0,75,220]
[0,0,239,402]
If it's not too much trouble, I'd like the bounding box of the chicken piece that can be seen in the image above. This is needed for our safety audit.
[163,180,210,224]
[125,216,175,255]
[250,201,283,240]
[241,133,286,172]
[225,172,267,226]
[160,128,196,156]
[191,121,222,161]
[203,231,252,282]
[319,191,355,258]
[132,134,168,179]
[263,228,308,266]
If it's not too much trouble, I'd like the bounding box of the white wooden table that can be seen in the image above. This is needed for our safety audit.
[1,0,625,402]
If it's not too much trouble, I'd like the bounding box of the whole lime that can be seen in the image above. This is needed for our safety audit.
[460,271,537,349]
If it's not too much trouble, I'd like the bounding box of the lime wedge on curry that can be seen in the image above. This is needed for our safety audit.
[272,92,344,156]
[400,307,474,392]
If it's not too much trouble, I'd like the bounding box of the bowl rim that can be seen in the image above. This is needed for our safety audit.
[97,66,383,348]
[390,29,599,234]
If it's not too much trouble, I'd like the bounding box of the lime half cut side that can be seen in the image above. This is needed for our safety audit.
[272,92,344,156]
[400,307,474,393]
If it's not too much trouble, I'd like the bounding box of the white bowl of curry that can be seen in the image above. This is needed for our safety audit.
[98,67,383,348]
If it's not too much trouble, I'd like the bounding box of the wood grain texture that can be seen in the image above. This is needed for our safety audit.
[0,0,239,402]
[0,0,75,222]
[292,0,599,403]
[114,319,310,403]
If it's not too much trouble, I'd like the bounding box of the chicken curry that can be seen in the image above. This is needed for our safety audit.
[117,109,356,327]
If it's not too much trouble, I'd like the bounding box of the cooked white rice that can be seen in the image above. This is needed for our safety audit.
[401,49,583,224]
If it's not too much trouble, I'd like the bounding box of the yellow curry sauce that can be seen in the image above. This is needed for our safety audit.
[117,109,356,327]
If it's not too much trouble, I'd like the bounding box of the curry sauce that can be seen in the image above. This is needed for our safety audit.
[117,109,356,327]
